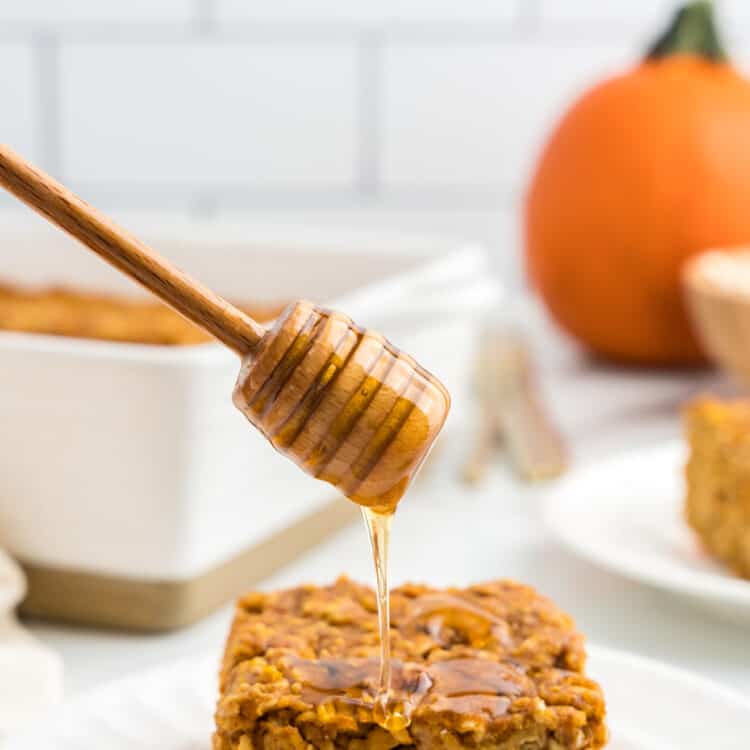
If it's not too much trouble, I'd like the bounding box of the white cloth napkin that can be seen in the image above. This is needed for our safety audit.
[0,549,63,735]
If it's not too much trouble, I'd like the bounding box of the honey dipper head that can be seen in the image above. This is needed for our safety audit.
[233,300,450,513]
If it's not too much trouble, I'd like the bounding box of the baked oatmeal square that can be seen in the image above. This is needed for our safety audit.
[214,577,606,750]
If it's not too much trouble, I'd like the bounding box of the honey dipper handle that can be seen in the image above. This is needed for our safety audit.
[0,145,266,355]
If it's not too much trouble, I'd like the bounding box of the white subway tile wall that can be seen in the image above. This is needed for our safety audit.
[538,1,677,27]
[0,1,192,25]
[216,0,518,25]
[0,44,35,158]
[382,41,634,192]
[0,44,36,209]
[0,0,748,281]
[61,43,358,188]
[720,1,750,29]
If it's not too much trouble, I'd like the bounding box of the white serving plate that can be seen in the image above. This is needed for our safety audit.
[544,440,750,626]
[0,220,498,584]
[4,644,749,749]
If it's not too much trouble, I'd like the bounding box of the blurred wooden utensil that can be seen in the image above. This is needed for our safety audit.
[463,326,567,483]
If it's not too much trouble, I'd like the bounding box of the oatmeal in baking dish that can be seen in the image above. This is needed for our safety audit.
[0,282,283,345]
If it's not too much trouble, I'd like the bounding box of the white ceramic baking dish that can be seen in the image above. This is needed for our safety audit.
[0,219,498,628]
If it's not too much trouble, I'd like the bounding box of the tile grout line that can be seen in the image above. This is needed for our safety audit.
[57,183,518,213]
[32,29,62,177]
[516,0,540,36]
[189,193,219,220]
[189,0,217,217]
[192,0,217,36]
[0,20,685,46]
[356,30,383,200]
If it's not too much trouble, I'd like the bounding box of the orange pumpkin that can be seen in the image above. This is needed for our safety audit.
[525,1,750,365]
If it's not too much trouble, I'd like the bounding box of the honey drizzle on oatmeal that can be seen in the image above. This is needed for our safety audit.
[229,304,450,729]
[284,574,527,732]
[312,474,519,731]
[285,654,524,731]
[361,508,392,716]
[245,308,451,729]
[287,656,430,732]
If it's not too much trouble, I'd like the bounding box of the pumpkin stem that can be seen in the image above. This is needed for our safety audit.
[646,1,727,62]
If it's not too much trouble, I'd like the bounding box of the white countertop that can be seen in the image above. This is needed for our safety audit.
[25,305,750,701]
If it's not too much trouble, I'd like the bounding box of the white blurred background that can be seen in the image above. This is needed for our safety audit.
[1,0,750,286]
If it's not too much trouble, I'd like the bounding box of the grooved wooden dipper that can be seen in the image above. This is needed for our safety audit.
[0,146,450,513]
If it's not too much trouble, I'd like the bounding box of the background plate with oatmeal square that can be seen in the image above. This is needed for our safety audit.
[544,440,750,626]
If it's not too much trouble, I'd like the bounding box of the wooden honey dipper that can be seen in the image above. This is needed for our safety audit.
[0,146,450,513]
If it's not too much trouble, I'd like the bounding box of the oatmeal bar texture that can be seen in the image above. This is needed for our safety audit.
[0,282,282,345]
[685,397,750,578]
[213,577,607,750]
